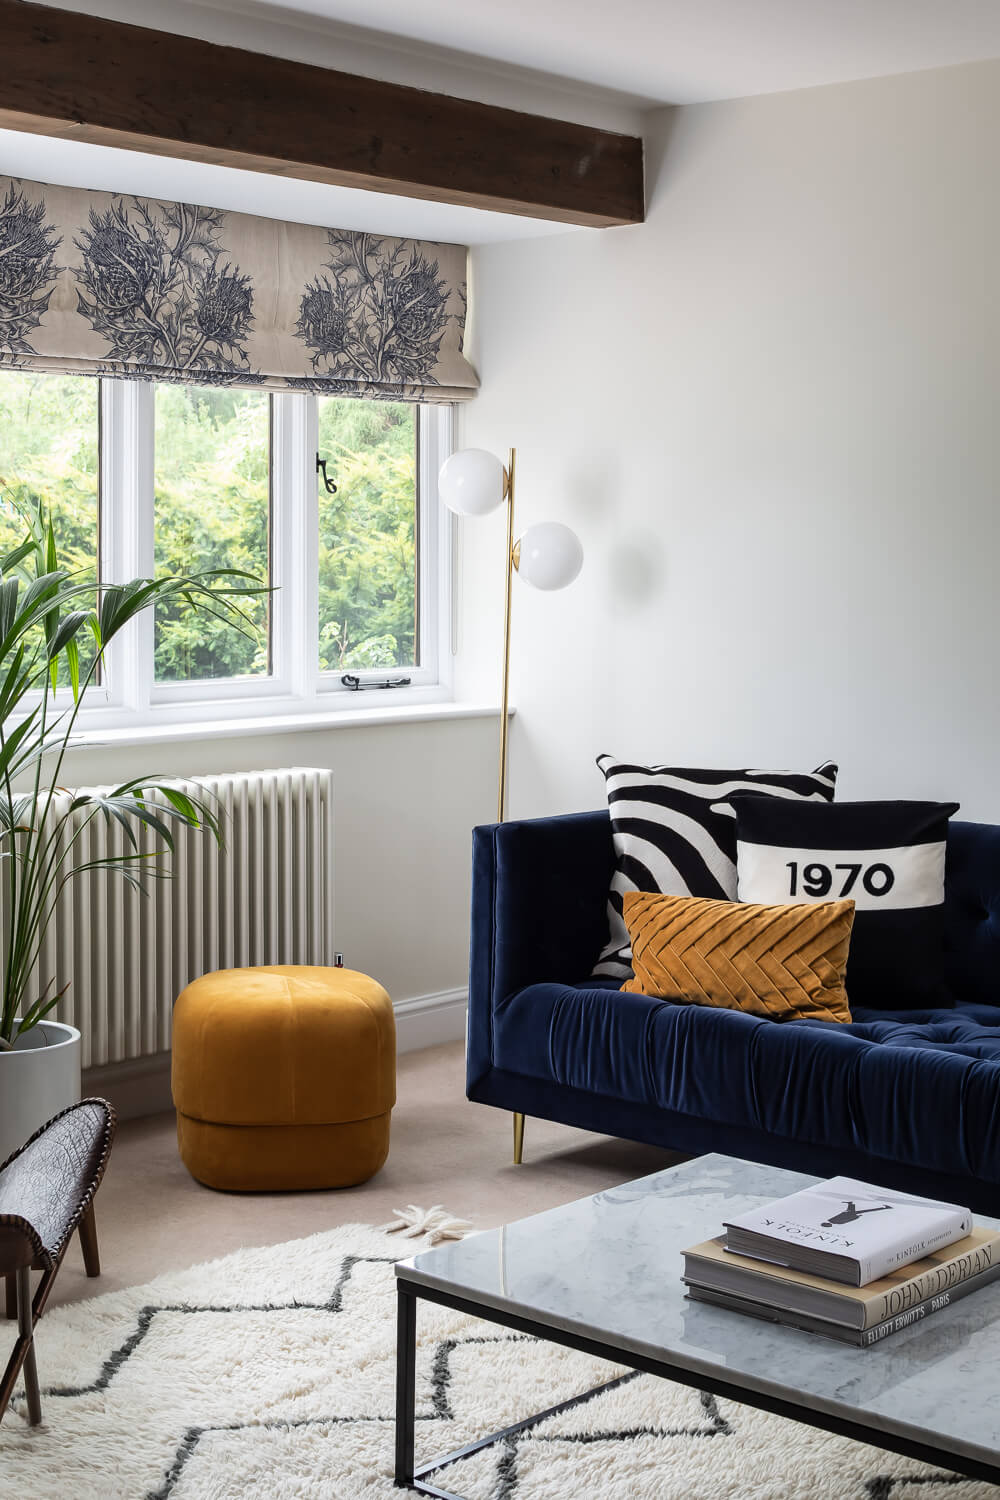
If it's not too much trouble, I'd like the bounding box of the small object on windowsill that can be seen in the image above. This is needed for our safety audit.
[341,674,412,691]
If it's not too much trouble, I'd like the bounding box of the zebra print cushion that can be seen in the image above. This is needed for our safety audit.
[592,757,838,980]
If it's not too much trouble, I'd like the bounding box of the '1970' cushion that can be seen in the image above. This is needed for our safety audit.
[733,796,960,1010]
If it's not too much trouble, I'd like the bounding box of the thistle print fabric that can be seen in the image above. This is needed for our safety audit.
[0,176,476,401]
[74,198,256,382]
[0,182,62,355]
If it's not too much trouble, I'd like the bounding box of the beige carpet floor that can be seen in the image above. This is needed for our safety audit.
[51,1041,678,1309]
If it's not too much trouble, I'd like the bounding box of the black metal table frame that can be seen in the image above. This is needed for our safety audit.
[394,1276,1000,1498]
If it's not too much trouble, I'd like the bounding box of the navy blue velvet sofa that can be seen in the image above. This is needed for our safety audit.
[467,811,1000,1215]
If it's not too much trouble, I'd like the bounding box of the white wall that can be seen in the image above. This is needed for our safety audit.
[458,59,1000,823]
[19,53,1000,1110]
[60,715,497,1010]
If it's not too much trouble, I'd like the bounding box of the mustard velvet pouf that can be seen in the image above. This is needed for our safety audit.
[171,965,395,1192]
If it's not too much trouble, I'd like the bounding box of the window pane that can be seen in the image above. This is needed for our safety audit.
[317,399,417,672]
[154,385,270,682]
[0,370,99,574]
[0,370,100,677]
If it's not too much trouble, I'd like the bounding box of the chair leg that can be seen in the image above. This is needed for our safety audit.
[78,1202,101,1278]
[513,1111,525,1165]
[0,1267,41,1427]
[16,1268,40,1426]
[4,1275,15,1320]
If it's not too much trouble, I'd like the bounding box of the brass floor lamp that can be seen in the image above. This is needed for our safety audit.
[440,446,584,1164]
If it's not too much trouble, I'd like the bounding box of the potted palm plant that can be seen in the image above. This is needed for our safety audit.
[0,499,260,1160]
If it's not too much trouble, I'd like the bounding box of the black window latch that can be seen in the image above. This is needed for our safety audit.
[341,674,412,691]
[317,454,337,494]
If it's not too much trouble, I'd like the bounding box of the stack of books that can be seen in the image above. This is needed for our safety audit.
[683,1176,1000,1347]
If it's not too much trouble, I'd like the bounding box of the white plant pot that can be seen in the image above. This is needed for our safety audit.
[0,1020,82,1164]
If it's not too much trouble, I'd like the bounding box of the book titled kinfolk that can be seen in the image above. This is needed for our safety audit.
[724,1177,973,1286]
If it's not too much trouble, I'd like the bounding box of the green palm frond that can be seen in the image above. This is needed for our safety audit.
[0,493,264,1047]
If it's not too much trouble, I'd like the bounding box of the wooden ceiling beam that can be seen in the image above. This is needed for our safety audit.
[0,0,645,228]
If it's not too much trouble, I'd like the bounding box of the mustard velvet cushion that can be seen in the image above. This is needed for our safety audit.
[171,965,396,1191]
[621,891,854,1024]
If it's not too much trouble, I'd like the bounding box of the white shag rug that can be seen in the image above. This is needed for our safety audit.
[1,1213,996,1500]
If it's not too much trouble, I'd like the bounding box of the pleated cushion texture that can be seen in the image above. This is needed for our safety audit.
[621,891,855,1024]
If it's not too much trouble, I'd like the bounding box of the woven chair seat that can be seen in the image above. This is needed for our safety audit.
[0,1102,113,1272]
[0,1099,116,1427]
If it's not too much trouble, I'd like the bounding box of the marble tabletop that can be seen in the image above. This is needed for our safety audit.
[398,1154,1000,1471]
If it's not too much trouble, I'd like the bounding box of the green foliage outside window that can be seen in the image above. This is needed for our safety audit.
[152,387,419,678]
[317,397,417,671]
[0,373,99,579]
[153,385,271,682]
[0,372,419,686]
[0,371,100,678]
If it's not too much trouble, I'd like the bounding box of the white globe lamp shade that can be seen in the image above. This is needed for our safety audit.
[438,448,506,516]
[515,522,584,591]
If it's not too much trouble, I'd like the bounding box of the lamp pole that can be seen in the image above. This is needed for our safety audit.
[438,442,582,1169]
[497,448,516,824]
[496,446,525,1162]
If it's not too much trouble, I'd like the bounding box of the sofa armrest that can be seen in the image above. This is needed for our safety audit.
[467,811,614,1088]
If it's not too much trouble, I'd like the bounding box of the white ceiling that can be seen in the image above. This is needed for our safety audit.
[197,0,1000,104]
[8,0,1000,246]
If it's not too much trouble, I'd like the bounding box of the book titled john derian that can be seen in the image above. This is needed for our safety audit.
[683,1227,1000,1347]
[723,1177,973,1286]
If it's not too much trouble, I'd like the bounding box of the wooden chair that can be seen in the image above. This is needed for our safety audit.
[0,1099,116,1426]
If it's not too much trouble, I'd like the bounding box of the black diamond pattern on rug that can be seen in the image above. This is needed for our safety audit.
[2,1229,991,1500]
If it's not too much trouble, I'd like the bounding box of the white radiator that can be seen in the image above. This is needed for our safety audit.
[21,767,334,1069]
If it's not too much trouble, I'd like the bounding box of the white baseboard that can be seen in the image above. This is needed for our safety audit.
[82,987,468,1122]
[393,987,468,1054]
[83,1051,174,1122]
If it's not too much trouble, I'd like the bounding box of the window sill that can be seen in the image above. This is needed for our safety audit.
[67,701,506,750]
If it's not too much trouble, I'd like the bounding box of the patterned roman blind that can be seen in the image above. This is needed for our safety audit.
[0,175,477,402]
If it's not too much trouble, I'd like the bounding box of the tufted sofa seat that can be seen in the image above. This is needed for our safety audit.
[467,813,1000,1214]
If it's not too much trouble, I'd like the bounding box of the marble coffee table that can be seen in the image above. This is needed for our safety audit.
[394,1153,1000,1496]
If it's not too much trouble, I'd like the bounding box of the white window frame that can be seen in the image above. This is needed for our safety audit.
[66,379,454,735]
